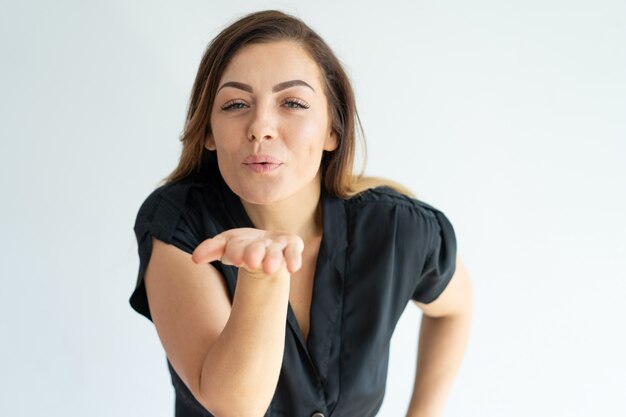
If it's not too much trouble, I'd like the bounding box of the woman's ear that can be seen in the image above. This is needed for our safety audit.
[324,130,338,152]
[205,135,216,151]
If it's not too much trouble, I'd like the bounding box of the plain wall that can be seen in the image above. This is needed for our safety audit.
[1,0,624,416]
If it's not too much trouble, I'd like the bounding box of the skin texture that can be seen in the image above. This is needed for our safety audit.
[145,40,472,417]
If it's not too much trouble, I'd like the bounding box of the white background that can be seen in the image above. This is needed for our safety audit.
[1,1,624,416]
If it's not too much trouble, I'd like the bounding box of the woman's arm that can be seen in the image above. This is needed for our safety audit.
[145,229,303,417]
[406,256,473,417]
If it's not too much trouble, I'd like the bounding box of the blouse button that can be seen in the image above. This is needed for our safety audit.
[311,413,325,417]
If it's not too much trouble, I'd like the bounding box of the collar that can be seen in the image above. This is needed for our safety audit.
[318,185,348,262]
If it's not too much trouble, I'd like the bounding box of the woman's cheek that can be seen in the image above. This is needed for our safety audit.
[288,118,327,148]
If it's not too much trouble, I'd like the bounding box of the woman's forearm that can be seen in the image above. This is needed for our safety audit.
[406,308,472,417]
[199,268,291,417]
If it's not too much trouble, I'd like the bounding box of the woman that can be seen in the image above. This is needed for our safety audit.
[130,10,472,417]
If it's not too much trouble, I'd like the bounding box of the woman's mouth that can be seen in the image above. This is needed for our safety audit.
[243,154,283,173]
[244,162,283,173]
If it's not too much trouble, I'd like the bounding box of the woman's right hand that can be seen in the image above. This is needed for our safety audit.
[149,229,303,416]
[191,228,305,276]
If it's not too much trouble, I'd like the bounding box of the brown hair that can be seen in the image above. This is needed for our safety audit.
[162,10,413,198]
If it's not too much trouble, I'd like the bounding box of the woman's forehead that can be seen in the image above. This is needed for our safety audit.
[219,41,325,91]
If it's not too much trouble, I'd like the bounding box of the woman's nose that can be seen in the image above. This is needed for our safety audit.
[247,104,277,143]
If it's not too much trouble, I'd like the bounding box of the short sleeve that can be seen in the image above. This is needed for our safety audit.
[411,207,457,304]
[129,187,204,321]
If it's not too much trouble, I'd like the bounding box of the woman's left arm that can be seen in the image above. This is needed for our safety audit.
[406,256,473,417]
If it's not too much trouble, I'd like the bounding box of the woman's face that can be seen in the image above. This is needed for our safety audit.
[207,41,337,205]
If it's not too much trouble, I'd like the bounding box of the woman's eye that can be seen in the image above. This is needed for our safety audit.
[221,100,248,111]
[283,99,310,109]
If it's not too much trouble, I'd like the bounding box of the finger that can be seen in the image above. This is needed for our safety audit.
[262,242,285,275]
[221,236,251,267]
[242,239,268,271]
[284,240,304,273]
[191,236,227,264]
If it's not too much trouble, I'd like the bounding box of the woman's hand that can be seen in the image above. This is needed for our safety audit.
[191,228,305,275]
[178,228,304,416]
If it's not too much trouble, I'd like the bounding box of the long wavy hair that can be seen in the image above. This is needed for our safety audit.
[162,10,412,198]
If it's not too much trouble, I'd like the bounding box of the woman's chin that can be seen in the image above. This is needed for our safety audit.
[225,174,321,207]
[234,186,288,206]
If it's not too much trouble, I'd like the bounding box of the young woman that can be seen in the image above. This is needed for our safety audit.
[130,10,472,417]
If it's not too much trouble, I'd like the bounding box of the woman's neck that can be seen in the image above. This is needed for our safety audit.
[240,176,323,242]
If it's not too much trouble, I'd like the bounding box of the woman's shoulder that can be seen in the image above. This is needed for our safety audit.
[136,182,190,220]
[135,178,220,224]
[345,186,446,220]
[344,186,457,275]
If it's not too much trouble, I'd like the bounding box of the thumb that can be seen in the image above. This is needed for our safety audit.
[191,235,227,264]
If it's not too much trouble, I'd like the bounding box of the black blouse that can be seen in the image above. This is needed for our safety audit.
[129,156,457,417]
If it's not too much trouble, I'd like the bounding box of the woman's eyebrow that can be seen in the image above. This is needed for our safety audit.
[218,81,253,93]
[272,80,315,92]
[217,79,315,93]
